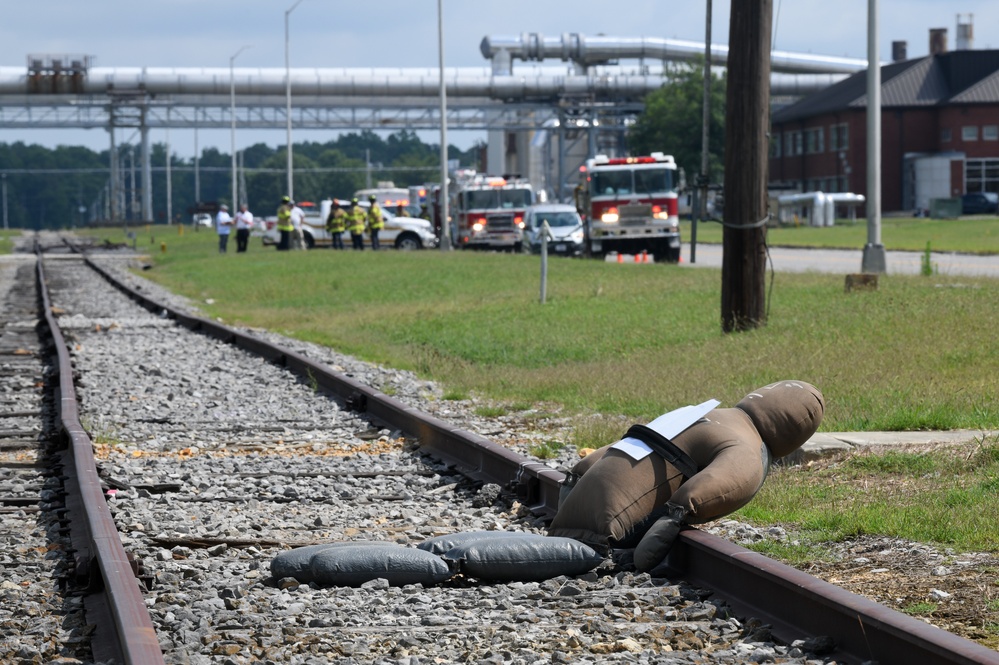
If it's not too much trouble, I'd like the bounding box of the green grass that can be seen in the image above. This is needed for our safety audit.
[82,224,999,434]
[0,230,21,254]
[903,602,938,616]
[528,440,568,460]
[737,435,999,551]
[682,215,999,254]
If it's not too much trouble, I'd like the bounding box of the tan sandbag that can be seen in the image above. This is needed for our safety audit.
[548,380,823,550]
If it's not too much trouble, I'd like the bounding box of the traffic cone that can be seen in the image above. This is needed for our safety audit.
[617,253,623,263]
[641,250,648,263]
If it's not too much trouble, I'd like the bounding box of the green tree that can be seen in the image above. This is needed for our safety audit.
[628,61,727,186]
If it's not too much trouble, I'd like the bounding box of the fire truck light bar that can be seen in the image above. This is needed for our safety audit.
[591,152,673,166]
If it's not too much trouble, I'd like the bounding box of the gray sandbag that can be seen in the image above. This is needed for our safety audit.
[310,544,454,587]
[417,530,530,555]
[270,541,386,583]
[442,533,603,582]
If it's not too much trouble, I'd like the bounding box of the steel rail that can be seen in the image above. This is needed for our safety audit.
[79,251,999,665]
[35,252,165,665]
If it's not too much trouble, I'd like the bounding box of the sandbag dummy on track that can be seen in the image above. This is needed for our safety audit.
[548,380,824,572]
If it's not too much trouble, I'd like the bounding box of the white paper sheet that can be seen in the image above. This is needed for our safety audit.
[609,399,720,461]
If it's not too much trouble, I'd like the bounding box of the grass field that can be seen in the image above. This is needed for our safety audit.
[92,222,998,436]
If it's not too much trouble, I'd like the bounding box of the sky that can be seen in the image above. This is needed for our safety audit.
[2,0,998,158]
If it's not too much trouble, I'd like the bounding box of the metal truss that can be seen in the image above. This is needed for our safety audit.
[0,93,641,132]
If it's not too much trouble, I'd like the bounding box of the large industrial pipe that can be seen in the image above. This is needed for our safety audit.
[480,33,869,75]
[0,66,844,100]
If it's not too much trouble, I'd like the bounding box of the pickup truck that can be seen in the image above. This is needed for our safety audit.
[284,199,438,250]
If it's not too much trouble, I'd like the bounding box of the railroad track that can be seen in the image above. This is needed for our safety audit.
[7,234,997,664]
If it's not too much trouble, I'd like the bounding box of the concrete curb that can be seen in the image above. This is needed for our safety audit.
[786,429,997,464]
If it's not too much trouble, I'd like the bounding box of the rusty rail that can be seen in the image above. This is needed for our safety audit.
[81,252,999,665]
[36,253,165,665]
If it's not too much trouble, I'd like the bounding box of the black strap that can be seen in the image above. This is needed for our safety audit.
[625,424,699,479]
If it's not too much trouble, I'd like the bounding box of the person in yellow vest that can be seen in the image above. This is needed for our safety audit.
[276,196,293,251]
[367,194,385,250]
[326,199,347,250]
[347,198,366,250]
[395,203,410,218]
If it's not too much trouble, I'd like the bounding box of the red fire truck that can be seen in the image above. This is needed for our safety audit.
[578,152,682,263]
[451,174,536,251]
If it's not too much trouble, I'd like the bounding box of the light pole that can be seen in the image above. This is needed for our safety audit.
[862,0,886,273]
[285,0,304,201]
[437,0,451,250]
[231,45,252,211]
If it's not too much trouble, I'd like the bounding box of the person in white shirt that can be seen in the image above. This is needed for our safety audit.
[290,203,306,250]
[234,204,254,253]
[215,204,234,254]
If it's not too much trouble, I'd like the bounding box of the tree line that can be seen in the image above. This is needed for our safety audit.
[0,130,482,229]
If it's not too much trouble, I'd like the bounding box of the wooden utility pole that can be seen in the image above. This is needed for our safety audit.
[721,0,772,333]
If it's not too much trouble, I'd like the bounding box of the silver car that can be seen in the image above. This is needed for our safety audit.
[523,204,585,256]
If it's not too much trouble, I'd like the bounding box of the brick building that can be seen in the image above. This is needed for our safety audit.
[770,47,999,214]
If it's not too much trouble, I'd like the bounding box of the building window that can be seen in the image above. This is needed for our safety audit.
[771,133,782,158]
[966,158,999,193]
[784,132,793,156]
[794,132,803,156]
[830,123,849,151]
[941,128,952,142]
[984,125,998,141]
[962,126,979,141]
[805,128,824,154]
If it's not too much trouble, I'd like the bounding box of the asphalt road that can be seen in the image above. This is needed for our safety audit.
[680,243,999,278]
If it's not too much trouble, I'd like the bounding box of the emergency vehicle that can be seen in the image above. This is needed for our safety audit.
[451,174,535,251]
[259,201,320,246]
[579,152,682,263]
[353,183,410,213]
[299,199,437,250]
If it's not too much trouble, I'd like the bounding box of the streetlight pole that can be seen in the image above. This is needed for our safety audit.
[437,0,451,250]
[231,45,251,211]
[285,0,304,201]
[862,0,886,273]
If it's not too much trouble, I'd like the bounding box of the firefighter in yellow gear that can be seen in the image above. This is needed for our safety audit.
[347,198,366,250]
[276,196,294,251]
[326,200,347,250]
[366,195,385,250]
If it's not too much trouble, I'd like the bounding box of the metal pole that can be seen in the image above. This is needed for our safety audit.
[1,174,7,230]
[239,151,248,208]
[108,127,119,223]
[694,0,713,265]
[231,45,251,211]
[862,0,887,273]
[437,0,451,250]
[285,0,303,201]
[129,146,137,222]
[194,123,200,204]
[539,221,549,304]
[165,117,172,226]
[141,119,152,222]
